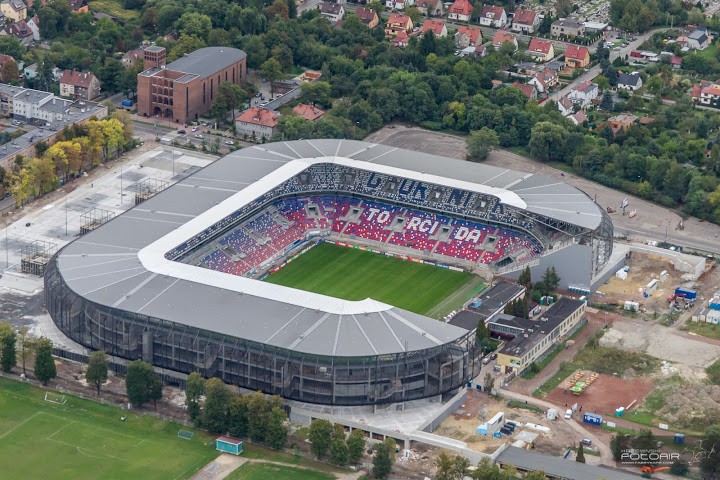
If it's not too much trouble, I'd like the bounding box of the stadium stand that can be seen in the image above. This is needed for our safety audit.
[197,194,542,276]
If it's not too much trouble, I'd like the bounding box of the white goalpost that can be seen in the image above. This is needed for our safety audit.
[44,392,67,405]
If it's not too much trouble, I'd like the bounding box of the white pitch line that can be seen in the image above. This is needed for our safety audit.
[46,420,76,440]
[0,412,42,440]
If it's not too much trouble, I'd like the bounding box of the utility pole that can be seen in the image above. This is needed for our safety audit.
[65,195,68,236]
[5,226,7,271]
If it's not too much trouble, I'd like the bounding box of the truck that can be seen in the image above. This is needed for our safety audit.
[674,288,697,300]
[121,100,134,109]
[583,413,603,425]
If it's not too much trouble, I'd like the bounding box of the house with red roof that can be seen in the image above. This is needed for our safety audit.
[455,25,482,48]
[292,104,325,122]
[511,8,539,34]
[416,0,444,17]
[557,95,574,116]
[567,80,598,107]
[478,4,507,28]
[3,19,33,46]
[419,19,447,37]
[492,30,518,51]
[512,82,537,101]
[385,13,413,37]
[528,69,558,94]
[235,108,280,140]
[570,110,587,126]
[448,0,472,22]
[691,80,720,106]
[564,45,590,69]
[59,70,101,100]
[527,38,554,62]
[390,30,410,47]
[355,7,379,28]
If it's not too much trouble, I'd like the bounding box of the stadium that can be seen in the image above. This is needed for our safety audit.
[45,139,612,406]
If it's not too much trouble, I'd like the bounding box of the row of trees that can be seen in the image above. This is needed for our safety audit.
[5,112,134,207]
[0,323,57,385]
[307,419,366,466]
[184,373,288,449]
[435,455,547,480]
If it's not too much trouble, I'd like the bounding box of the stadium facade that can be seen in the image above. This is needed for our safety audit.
[45,140,612,406]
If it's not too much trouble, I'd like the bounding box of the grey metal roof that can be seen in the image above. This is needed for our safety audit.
[165,47,247,79]
[55,140,604,358]
[497,446,643,480]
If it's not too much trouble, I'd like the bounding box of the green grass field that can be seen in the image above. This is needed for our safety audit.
[265,242,485,317]
[0,377,217,480]
[225,463,335,480]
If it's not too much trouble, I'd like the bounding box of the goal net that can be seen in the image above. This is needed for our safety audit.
[44,392,67,405]
[178,430,194,440]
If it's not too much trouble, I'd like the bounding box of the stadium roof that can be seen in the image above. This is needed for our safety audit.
[56,140,603,357]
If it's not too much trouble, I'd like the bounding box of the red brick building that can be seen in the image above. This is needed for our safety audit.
[137,46,247,124]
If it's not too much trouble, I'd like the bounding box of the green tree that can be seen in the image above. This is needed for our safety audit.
[125,360,161,408]
[529,122,567,162]
[175,12,212,41]
[246,391,282,443]
[372,438,396,479]
[17,326,34,376]
[330,425,349,465]
[700,424,720,477]
[475,319,489,349]
[518,266,532,290]
[186,372,206,422]
[540,267,560,295]
[483,371,495,394]
[286,0,297,18]
[266,406,288,449]
[260,58,283,94]
[0,324,16,373]
[467,128,500,161]
[227,394,249,438]
[0,58,19,85]
[34,337,56,386]
[203,377,231,434]
[211,82,248,123]
[301,81,332,108]
[576,443,586,463]
[435,452,470,480]
[600,90,614,110]
[86,350,108,395]
[309,418,334,458]
[347,428,366,464]
[633,429,655,451]
[669,459,689,475]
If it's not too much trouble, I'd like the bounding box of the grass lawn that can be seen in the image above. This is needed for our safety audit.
[88,0,140,21]
[225,463,335,480]
[0,377,218,480]
[264,242,484,318]
[682,321,720,340]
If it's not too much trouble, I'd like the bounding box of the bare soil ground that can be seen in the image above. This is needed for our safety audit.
[597,253,686,313]
[434,389,575,455]
[546,369,654,417]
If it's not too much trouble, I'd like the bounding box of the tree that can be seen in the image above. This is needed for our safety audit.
[518,266,532,290]
[483,372,495,394]
[600,90,614,110]
[86,350,108,395]
[435,453,470,480]
[286,0,297,18]
[475,319,489,350]
[309,418,334,458]
[633,429,656,451]
[227,394,249,438]
[246,391,282,443]
[211,82,248,123]
[34,337,56,386]
[419,31,437,56]
[529,122,567,162]
[301,81,332,108]
[706,359,720,385]
[260,58,283,94]
[0,57,19,84]
[266,406,288,449]
[540,267,560,295]
[203,377,231,434]
[669,459,689,475]
[0,324,16,373]
[186,372,205,422]
[576,443,586,463]
[126,360,161,408]
[17,326,35,376]
[467,128,500,161]
[175,12,212,41]
[0,36,24,61]
[372,438,396,479]
[700,424,720,477]
[347,428,366,464]
[330,425,349,465]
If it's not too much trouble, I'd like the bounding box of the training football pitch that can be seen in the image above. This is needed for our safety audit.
[265,242,485,318]
[0,377,217,480]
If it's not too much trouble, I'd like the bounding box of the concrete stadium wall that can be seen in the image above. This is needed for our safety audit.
[419,388,468,433]
[629,244,706,281]
[503,243,593,291]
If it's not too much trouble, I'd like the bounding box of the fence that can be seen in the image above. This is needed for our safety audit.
[419,388,468,433]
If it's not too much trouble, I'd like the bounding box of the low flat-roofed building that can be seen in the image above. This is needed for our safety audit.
[495,298,585,373]
[453,280,526,326]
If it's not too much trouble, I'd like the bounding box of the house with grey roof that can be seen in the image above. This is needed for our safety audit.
[551,18,585,38]
[687,28,710,50]
[617,72,643,91]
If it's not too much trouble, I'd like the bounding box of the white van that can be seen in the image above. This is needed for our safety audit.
[564,409,572,419]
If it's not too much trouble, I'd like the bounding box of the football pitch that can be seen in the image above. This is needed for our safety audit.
[0,377,217,480]
[265,242,486,317]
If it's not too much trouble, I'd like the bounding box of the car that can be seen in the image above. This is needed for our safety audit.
[194,134,204,139]
[261,77,268,83]
[191,126,199,132]
[224,140,235,145]
[613,47,621,51]
[482,357,491,365]
[259,102,269,107]
[581,439,592,446]
[202,121,209,126]
[177,129,186,135]
[25,222,31,227]
[276,93,283,98]
[254,92,261,97]
[490,353,498,360]
[564,409,572,419]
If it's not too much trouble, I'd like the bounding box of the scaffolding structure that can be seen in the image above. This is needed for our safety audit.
[21,240,57,276]
[80,208,115,236]
[133,178,170,205]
